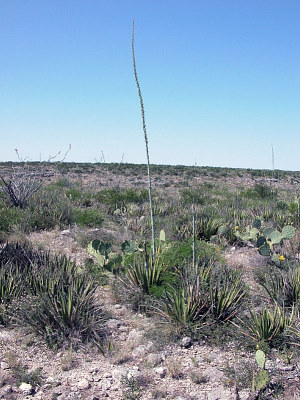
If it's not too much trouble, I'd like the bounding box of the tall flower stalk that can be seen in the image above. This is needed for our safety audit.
[132,20,156,257]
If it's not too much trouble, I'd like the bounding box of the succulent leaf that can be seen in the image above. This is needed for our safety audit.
[121,240,138,254]
[255,350,266,369]
[255,369,270,390]
[217,225,228,235]
[281,225,296,240]
[159,229,166,242]
[270,230,281,245]
[259,244,272,256]
[257,236,266,247]
[253,219,262,229]
[250,228,259,240]
[263,228,274,239]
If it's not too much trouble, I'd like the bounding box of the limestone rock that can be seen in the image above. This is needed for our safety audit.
[19,382,33,395]
[146,353,163,367]
[154,366,167,378]
[202,367,225,383]
[77,378,90,390]
[0,361,9,370]
[180,336,193,348]
[106,319,122,329]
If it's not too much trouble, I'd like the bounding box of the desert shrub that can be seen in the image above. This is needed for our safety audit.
[160,239,219,269]
[27,188,73,230]
[0,187,73,233]
[16,259,105,348]
[0,200,24,232]
[65,188,93,207]
[0,264,23,324]
[120,254,168,296]
[277,200,289,211]
[72,207,104,227]
[242,184,276,200]
[0,241,49,270]
[14,277,105,349]
[157,274,210,331]
[180,188,205,205]
[95,188,148,208]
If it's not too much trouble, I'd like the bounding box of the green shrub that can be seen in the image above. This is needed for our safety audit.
[72,208,104,227]
[180,188,205,205]
[28,188,73,230]
[0,201,24,231]
[159,239,219,269]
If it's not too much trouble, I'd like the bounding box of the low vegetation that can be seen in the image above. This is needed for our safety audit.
[0,161,299,399]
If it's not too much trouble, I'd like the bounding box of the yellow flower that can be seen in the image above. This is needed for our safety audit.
[234,226,239,230]
[278,255,285,261]
[216,248,219,252]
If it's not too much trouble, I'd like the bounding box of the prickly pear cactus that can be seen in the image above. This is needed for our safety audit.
[281,225,296,240]
[253,219,262,229]
[263,227,274,239]
[217,225,228,235]
[255,350,266,369]
[250,228,259,240]
[270,230,281,245]
[159,229,166,242]
[257,236,267,247]
[255,369,270,390]
[121,240,138,254]
[258,244,272,256]
[87,240,113,267]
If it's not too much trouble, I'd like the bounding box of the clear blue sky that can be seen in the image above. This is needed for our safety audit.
[1,0,300,170]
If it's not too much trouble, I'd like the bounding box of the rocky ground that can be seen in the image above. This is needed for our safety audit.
[0,229,299,400]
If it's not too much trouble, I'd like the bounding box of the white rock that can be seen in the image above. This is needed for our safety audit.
[180,336,193,348]
[100,380,111,390]
[0,384,13,394]
[146,353,163,367]
[77,378,90,390]
[127,328,144,342]
[132,345,149,358]
[106,319,121,329]
[0,361,9,370]
[203,367,224,383]
[19,382,33,395]
[154,366,167,378]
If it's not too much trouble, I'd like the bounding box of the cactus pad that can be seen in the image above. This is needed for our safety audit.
[159,229,166,241]
[270,230,282,245]
[121,240,138,254]
[217,225,228,235]
[253,219,262,229]
[255,369,270,390]
[255,350,266,369]
[259,244,272,256]
[281,225,296,240]
[263,228,274,239]
[250,228,259,240]
[257,236,266,247]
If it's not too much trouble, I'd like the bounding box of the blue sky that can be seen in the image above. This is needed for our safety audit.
[1,1,300,170]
